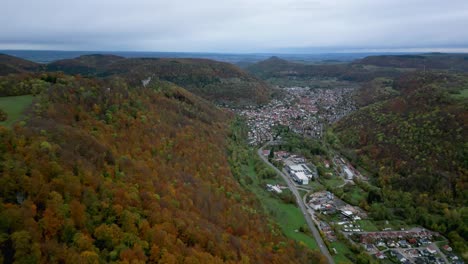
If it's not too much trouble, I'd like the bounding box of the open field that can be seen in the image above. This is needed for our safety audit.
[0,95,33,127]
[330,241,353,264]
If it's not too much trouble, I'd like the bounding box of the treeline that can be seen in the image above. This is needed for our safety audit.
[0,73,63,96]
[0,75,316,263]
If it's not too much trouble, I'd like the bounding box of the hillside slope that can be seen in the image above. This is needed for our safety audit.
[336,72,467,195]
[333,72,467,253]
[0,75,323,263]
[0,54,42,75]
[46,55,270,105]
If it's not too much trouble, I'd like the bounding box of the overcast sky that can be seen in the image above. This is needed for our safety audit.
[1,0,468,53]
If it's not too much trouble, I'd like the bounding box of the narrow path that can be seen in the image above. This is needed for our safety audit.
[258,141,335,264]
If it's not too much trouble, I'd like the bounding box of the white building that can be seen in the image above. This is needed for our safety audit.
[287,164,314,180]
[341,210,353,218]
[343,166,354,180]
[266,184,283,194]
[292,171,309,185]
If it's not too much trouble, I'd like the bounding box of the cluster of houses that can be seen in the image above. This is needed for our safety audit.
[308,191,337,214]
[319,221,336,242]
[357,228,439,247]
[232,86,357,145]
[308,189,461,263]
[387,247,455,264]
[308,191,367,220]
[312,87,357,124]
[353,228,461,263]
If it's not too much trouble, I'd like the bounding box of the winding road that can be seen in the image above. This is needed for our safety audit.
[258,142,335,264]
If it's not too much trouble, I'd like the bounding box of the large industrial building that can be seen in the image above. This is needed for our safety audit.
[286,164,317,185]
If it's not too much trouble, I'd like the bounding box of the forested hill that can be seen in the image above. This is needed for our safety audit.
[45,54,126,74]
[0,74,324,263]
[246,56,402,83]
[0,53,43,75]
[333,72,467,252]
[45,55,270,106]
[336,72,467,195]
[355,53,468,71]
[244,56,300,79]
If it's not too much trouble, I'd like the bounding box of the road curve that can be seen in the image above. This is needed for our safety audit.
[258,142,335,264]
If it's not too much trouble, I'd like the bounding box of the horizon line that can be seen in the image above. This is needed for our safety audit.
[1,48,468,55]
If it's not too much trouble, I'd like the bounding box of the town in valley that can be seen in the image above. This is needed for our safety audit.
[231,82,463,264]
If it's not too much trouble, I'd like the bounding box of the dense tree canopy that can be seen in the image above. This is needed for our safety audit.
[0,75,321,263]
[334,72,468,255]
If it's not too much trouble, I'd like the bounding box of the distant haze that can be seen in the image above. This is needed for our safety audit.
[1,0,468,53]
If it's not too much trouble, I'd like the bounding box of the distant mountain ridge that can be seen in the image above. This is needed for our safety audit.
[247,53,468,85]
[355,53,468,71]
[46,54,126,74]
[247,56,402,83]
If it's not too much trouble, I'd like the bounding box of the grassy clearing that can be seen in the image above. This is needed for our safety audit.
[0,95,33,127]
[372,219,412,231]
[357,220,379,232]
[320,177,345,189]
[265,198,319,250]
[451,88,468,99]
[243,154,319,250]
[330,241,353,264]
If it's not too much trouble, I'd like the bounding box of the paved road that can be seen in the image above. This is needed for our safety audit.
[258,142,335,264]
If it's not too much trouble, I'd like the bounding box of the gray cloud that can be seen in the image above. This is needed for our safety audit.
[1,0,468,52]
